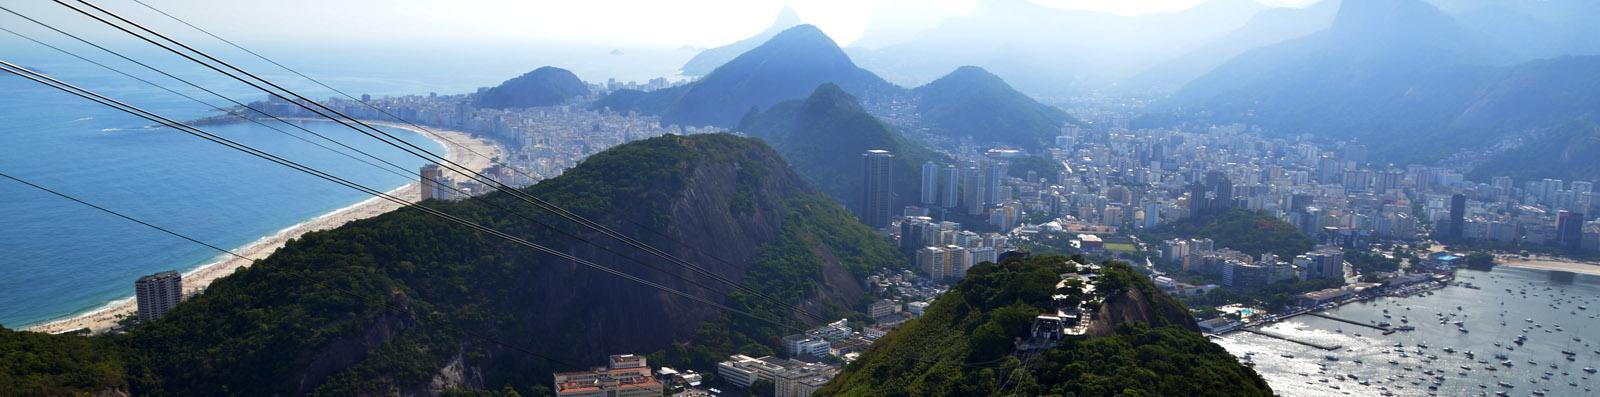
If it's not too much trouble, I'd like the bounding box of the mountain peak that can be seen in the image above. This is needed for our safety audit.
[766,24,840,51]
[774,6,801,26]
[939,65,1005,84]
[1331,0,1453,35]
[678,7,806,76]
[655,23,893,128]
[800,83,865,115]
[913,65,1072,150]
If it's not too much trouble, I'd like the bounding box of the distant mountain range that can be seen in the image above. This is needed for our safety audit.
[914,66,1079,150]
[1434,0,1600,62]
[738,83,946,216]
[849,0,1268,96]
[601,27,1074,151]
[1158,0,1600,179]
[0,134,905,395]
[1133,0,1343,91]
[679,6,802,76]
[596,25,897,129]
[472,66,589,109]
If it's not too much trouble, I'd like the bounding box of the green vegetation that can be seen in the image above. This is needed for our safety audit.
[590,85,688,116]
[1345,248,1401,274]
[739,83,947,213]
[1104,243,1137,253]
[0,134,905,395]
[1181,278,1345,312]
[652,191,906,370]
[1468,120,1600,183]
[0,327,128,396]
[1465,252,1495,269]
[818,255,1269,396]
[474,66,589,109]
[914,66,1077,151]
[1004,155,1064,183]
[1146,209,1314,259]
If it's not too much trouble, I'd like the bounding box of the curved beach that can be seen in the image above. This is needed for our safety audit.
[23,122,499,334]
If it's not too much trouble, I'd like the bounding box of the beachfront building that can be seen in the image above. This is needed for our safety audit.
[552,354,662,397]
[419,164,444,200]
[135,270,182,322]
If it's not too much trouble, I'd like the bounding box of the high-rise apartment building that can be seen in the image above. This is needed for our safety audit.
[920,161,939,206]
[861,150,895,229]
[962,166,986,215]
[420,164,444,200]
[983,162,1002,206]
[135,270,182,322]
[1557,211,1585,250]
[917,246,948,280]
[939,165,960,209]
[1448,194,1466,241]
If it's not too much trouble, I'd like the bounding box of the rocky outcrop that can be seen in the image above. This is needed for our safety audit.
[1088,286,1198,337]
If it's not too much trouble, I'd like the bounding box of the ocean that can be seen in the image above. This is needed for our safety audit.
[0,36,694,329]
[1214,266,1600,396]
[0,62,449,328]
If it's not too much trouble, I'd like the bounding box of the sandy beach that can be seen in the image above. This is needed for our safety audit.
[1496,256,1600,277]
[23,122,499,335]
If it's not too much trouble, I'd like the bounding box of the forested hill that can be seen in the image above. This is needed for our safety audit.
[738,83,946,216]
[473,66,589,109]
[818,255,1271,396]
[913,66,1079,151]
[0,134,906,396]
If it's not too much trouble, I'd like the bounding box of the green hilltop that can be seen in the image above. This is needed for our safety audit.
[818,255,1271,396]
[473,66,589,109]
[0,134,905,396]
[738,83,947,216]
[914,66,1079,151]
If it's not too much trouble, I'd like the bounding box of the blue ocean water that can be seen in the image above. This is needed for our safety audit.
[0,29,692,328]
[0,60,447,328]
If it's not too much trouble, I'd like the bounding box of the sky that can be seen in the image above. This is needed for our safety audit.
[1,0,1324,49]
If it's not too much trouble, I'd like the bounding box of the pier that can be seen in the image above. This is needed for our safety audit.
[1239,328,1343,350]
[1306,312,1391,331]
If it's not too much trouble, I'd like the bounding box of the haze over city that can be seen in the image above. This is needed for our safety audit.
[1,1,1598,396]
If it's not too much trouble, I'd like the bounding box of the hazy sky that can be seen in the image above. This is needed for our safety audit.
[2,0,1322,49]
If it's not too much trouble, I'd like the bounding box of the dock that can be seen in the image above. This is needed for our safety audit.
[1239,328,1343,350]
[1306,312,1391,331]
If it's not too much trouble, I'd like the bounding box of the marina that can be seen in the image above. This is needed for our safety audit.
[1214,265,1600,396]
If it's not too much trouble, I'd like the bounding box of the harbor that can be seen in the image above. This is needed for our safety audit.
[1214,265,1600,396]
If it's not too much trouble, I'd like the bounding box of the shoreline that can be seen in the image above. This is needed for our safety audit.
[1495,256,1600,277]
[23,120,499,335]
